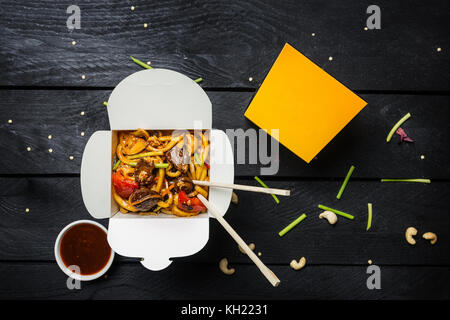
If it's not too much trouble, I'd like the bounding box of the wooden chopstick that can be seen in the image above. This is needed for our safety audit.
[192,180,290,196]
[197,194,281,287]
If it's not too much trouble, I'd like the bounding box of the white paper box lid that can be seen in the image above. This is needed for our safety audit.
[107,69,212,130]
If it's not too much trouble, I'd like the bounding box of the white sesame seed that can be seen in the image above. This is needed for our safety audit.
[80,111,85,116]
[69,155,74,160]
[26,147,31,152]
[329,56,333,61]
[8,119,12,124]
[81,75,86,80]
[144,23,148,28]
[130,5,135,11]
[437,47,442,52]
[48,135,52,140]
[257,252,262,256]
[48,148,53,153]
[420,155,425,160]
[364,27,368,31]
[81,131,85,136]
[368,259,373,265]
[311,33,315,36]
[72,41,76,45]
[25,208,30,213]
[248,77,253,82]
[147,61,151,65]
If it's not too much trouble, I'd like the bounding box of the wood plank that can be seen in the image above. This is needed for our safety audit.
[0,262,448,299]
[0,0,449,90]
[0,177,448,265]
[1,89,449,178]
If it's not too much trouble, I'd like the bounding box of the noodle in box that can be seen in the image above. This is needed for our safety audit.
[81,69,234,271]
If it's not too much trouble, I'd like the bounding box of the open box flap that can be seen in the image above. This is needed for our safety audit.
[108,215,209,271]
[80,131,112,219]
[107,69,212,130]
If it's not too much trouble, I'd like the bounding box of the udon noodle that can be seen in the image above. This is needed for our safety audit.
[112,129,210,217]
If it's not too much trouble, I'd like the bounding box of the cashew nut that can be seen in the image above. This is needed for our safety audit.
[422,232,437,245]
[238,243,255,254]
[231,191,239,204]
[405,227,418,245]
[290,257,306,270]
[319,211,337,225]
[219,258,235,275]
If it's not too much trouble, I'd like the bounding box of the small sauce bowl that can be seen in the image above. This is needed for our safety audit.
[54,220,114,281]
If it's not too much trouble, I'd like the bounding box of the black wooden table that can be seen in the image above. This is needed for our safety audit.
[0,0,449,300]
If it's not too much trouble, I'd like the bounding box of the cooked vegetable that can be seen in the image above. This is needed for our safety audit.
[336,165,355,199]
[129,188,162,212]
[318,205,354,220]
[127,151,164,160]
[130,56,203,83]
[367,203,373,231]
[112,159,121,171]
[194,152,202,166]
[134,159,155,185]
[278,214,307,237]
[122,135,147,155]
[154,163,169,169]
[254,176,280,204]
[381,178,431,183]
[386,112,411,142]
[112,171,139,199]
[130,56,151,69]
[177,191,207,213]
[166,145,190,173]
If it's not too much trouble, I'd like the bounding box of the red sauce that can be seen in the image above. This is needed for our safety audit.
[60,223,112,275]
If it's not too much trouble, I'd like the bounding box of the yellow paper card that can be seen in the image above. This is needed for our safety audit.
[244,43,367,163]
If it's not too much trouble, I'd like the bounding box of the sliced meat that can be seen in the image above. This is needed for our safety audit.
[129,188,162,212]
[174,176,194,193]
[166,146,190,173]
[134,159,155,185]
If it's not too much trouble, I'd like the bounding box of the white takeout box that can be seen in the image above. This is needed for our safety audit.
[81,69,234,271]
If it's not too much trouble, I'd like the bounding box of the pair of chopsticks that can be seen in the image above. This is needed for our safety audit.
[195,180,290,287]
[192,180,290,196]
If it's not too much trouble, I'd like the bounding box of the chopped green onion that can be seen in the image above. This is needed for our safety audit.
[194,153,202,166]
[318,204,354,220]
[367,203,372,231]
[386,112,411,142]
[130,56,203,83]
[254,176,280,204]
[103,101,108,107]
[381,178,431,183]
[112,160,121,171]
[154,163,169,169]
[129,161,137,167]
[336,165,355,199]
[127,151,164,160]
[278,214,307,237]
[130,56,152,69]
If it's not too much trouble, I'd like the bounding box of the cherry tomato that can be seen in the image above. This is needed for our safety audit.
[112,171,139,199]
[177,191,207,213]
